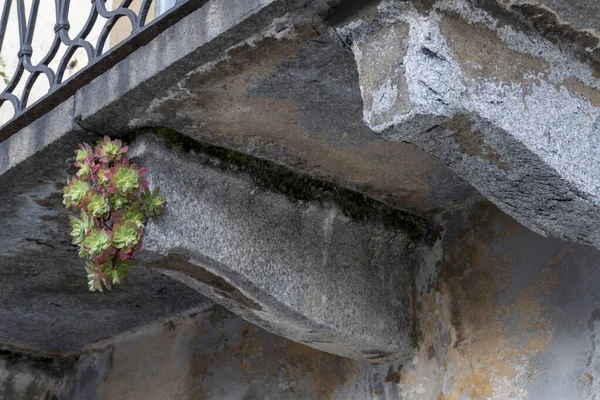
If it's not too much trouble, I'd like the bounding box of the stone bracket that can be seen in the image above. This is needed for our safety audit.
[131,133,421,362]
[343,0,600,248]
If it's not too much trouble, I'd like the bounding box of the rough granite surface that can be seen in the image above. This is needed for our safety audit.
[343,0,600,248]
[130,134,422,362]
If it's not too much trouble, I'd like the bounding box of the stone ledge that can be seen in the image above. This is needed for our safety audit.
[343,0,600,248]
[131,133,426,362]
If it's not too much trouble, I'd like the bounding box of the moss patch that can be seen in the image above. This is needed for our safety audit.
[124,127,432,243]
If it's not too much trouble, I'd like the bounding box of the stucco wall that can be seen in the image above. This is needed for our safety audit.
[392,200,600,399]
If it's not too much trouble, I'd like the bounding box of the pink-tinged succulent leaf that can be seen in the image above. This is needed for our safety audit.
[76,161,93,180]
[113,166,140,195]
[78,193,94,212]
[122,208,145,229]
[94,249,117,266]
[112,222,140,249]
[109,193,129,211]
[97,168,111,187]
[119,248,135,260]
[78,244,88,258]
[141,187,166,218]
[75,143,94,166]
[87,194,109,218]
[69,210,95,245]
[85,261,112,292]
[91,244,116,263]
[82,229,112,256]
[88,163,102,184]
[63,179,91,209]
[96,136,127,163]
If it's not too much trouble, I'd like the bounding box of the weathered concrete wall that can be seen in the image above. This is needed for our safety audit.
[395,200,600,399]
[96,306,374,400]
[0,304,407,400]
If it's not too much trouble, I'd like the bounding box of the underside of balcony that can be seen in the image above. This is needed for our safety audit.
[3,0,600,398]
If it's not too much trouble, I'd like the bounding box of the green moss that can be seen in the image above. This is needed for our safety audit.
[409,250,422,351]
[124,127,431,242]
[0,349,78,374]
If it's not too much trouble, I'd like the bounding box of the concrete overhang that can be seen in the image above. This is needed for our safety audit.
[3,0,600,375]
[0,0,463,366]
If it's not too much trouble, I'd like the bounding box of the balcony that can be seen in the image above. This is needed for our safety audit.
[2,0,600,398]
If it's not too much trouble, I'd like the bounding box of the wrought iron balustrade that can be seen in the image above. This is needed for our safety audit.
[0,0,208,142]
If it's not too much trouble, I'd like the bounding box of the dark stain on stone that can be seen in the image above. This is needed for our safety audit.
[34,192,64,210]
[166,320,177,331]
[323,0,379,27]
[148,253,263,311]
[440,12,549,84]
[0,348,79,398]
[362,349,393,356]
[560,77,600,107]
[421,46,446,61]
[438,202,503,347]
[427,344,436,360]
[44,391,59,400]
[24,238,56,249]
[442,115,511,171]
[363,349,393,362]
[464,1,600,77]
[509,3,600,77]
[586,309,600,368]
[384,369,402,384]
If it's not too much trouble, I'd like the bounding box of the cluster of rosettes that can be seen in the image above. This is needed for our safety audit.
[63,136,166,292]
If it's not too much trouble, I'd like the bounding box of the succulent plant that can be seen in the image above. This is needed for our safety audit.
[69,211,95,245]
[64,136,166,292]
[109,193,128,211]
[63,178,91,209]
[87,194,109,218]
[83,228,112,256]
[141,187,167,218]
[121,208,146,229]
[112,166,140,194]
[112,223,140,250]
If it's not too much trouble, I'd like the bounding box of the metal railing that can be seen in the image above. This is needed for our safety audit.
[0,0,208,142]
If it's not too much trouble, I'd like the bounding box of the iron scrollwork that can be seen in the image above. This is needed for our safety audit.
[0,0,204,139]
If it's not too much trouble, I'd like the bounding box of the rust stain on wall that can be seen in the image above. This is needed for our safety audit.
[440,13,550,84]
[443,115,511,172]
[403,202,559,400]
[561,78,600,108]
[206,321,358,399]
